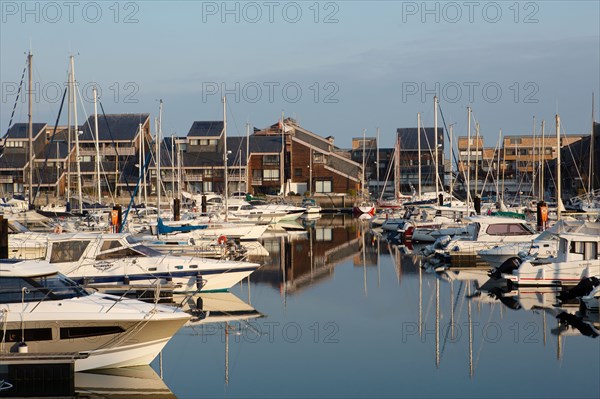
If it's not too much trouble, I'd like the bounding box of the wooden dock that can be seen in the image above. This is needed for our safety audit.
[0,352,88,397]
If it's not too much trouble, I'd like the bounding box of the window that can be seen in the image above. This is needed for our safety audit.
[263,155,279,165]
[204,169,212,177]
[49,240,90,263]
[294,168,303,177]
[315,180,332,193]
[60,326,125,339]
[203,181,213,192]
[96,247,140,261]
[209,139,218,145]
[1,328,53,343]
[189,139,199,146]
[545,148,552,155]
[263,169,280,181]
[313,153,325,164]
[486,223,532,236]
[200,139,209,145]
[315,228,333,241]
[100,240,122,251]
[510,138,522,144]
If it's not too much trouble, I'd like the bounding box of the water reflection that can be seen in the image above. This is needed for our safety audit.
[75,366,175,398]
[156,216,599,398]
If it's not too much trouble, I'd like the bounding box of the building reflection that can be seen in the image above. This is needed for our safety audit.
[251,215,365,293]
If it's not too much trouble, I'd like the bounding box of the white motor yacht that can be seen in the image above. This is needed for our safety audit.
[0,260,189,371]
[44,232,261,292]
[502,232,600,287]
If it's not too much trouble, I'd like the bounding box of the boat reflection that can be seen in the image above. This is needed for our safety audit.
[174,292,263,326]
[75,365,175,398]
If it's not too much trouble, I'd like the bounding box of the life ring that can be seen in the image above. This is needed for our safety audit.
[53,225,62,234]
[217,235,227,245]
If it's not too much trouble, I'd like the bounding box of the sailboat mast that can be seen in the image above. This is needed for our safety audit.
[280,111,285,195]
[142,123,148,204]
[540,120,545,201]
[171,133,175,200]
[556,114,562,220]
[27,52,33,207]
[417,113,422,200]
[71,56,82,214]
[66,61,72,206]
[475,122,480,197]
[466,106,472,214]
[434,95,439,199]
[362,128,366,196]
[500,129,505,203]
[138,123,143,204]
[376,127,380,198]
[223,96,229,221]
[177,139,182,199]
[93,87,101,204]
[246,122,250,193]
[449,124,454,200]
[157,100,163,217]
[589,93,595,193]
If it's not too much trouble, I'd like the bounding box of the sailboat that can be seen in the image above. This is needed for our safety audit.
[353,129,376,217]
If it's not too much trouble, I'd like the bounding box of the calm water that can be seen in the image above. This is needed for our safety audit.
[136,215,598,398]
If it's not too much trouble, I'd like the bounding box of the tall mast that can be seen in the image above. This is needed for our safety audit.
[157,100,163,217]
[466,106,472,213]
[556,114,563,219]
[500,129,505,203]
[223,96,229,221]
[27,52,33,207]
[376,127,380,198]
[449,124,454,201]
[362,128,366,196]
[142,123,148,204]
[246,122,250,193]
[434,95,439,198]
[93,87,101,204]
[177,139,182,199]
[475,122,480,197]
[138,123,143,204]
[171,133,175,199]
[280,111,285,195]
[589,93,595,193]
[531,116,536,198]
[66,60,72,206]
[417,113,422,200]
[395,131,400,198]
[71,56,82,214]
[540,120,545,201]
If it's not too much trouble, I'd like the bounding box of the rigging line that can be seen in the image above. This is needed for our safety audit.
[420,123,445,192]
[98,101,136,202]
[74,87,115,203]
[3,59,28,137]
[31,86,67,204]
[438,103,470,195]
[560,121,587,196]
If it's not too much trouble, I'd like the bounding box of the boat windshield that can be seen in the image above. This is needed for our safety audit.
[535,230,557,241]
[132,244,163,257]
[0,273,89,304]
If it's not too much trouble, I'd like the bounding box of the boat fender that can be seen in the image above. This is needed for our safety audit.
[217,235,227,245]
[53,225,62,234]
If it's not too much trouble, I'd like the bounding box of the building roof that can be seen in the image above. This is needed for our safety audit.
[4,123,47,140]
[80,114,149,142]
[397,127,444,151]
[38,141,70,160]
[0,153,28,169]
[187,121,224,137]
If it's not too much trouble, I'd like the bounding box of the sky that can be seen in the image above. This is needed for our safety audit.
[1,1,599,150]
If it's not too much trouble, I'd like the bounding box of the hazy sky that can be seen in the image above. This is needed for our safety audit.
[1,1,599,149]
